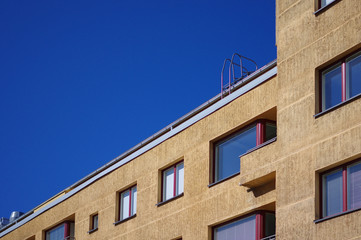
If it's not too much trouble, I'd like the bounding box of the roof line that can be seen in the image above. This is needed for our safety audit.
[66,59,277,192]
[0,60,277,237]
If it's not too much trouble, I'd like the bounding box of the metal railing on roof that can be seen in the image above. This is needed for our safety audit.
[0,58,277,238]
[221,53,258,98]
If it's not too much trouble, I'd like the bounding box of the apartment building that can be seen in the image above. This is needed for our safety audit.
[0,0,360,239]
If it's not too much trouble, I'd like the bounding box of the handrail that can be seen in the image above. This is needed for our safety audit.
[221,53,258,98]
[221,59,231,99]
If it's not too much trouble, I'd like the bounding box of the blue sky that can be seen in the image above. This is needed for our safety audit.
[0,0,276,219]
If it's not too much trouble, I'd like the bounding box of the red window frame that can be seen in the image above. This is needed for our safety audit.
[118,185,137,221]
[211,211,275,240]
[212,119,276,183]
[320,159,361,218]
[318,49,361,113]
[161,161,184,202]
[45,221,73,240]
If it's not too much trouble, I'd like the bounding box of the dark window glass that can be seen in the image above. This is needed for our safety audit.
[264,213,276,238]
[215,125,257,181]
[346,52,361,98]
[265,123,277,142]
[322,65,342,111]
[347,162,361,210]
[322,169,343,217]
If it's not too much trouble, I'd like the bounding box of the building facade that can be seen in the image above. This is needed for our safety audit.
[1,0,361,239]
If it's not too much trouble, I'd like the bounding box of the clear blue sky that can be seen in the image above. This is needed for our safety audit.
[0,0,276,219]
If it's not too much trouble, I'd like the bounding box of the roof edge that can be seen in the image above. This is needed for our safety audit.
[0,60,277,237]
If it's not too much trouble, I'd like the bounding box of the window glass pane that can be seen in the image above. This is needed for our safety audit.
[347,161,361,210]
[131,186,137,215]
[264,213,276,237]
[346,52,361,99]
[46,224,65,240]
[215,126,257,181]
[214,215,256,240]
[176,162,184,195]
[69,222,75,238]
[265,123,277,142]
[163,168,174,200]
[322,64,342,111]
[322,169,343,217]
[321,0,335,8]
[121,190,130,220]
[93,215,98,229]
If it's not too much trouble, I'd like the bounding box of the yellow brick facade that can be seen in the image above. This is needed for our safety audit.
[1,0,361,239]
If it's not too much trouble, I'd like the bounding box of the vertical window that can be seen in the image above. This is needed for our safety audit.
[347,162,361,210]
[45,222,74,240]
[346,51,361,99]
[322,64,342,110]
[320,50,361,112]
[321,159,361,218]
[92,214,98,229]
[322,169,343,217]
[89,214,98,232]
[213,120,276,183]
[119,185,137,221]
[162,161,184,202]
[212,212,275,240]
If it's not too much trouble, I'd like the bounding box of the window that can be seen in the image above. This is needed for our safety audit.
[213,120,276,183]
[88,213,98,233]
[92,214,98,229]
[319,0,336,9]
[320,50,361,112]
[45,222,74,240]
[321,159,361,218]
[162,161,184,202]
[212,212,275,240]
[119,185,137,221]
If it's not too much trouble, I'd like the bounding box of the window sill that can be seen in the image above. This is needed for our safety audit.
[314,207,361,224]
[87,228,98,234]
[314,93,361,118]
[208,172,240,188]
[113,214,136,226]
[314,0,341,15]
[156,193,184,207]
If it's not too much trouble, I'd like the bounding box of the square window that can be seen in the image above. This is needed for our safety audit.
[319,50,361,112]
[213,120,276,183]
[119,185,137,221]
[45,222,74,240]
[320,159,361,218]
[212,212,275,240]
[162,161,184,202]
